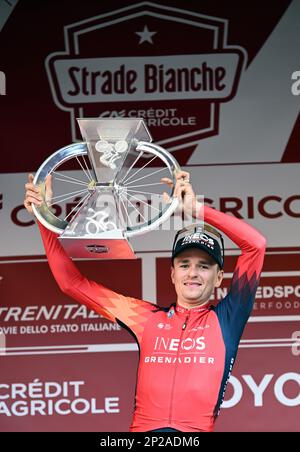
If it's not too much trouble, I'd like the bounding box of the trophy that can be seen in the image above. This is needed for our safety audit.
[32,118,180,259]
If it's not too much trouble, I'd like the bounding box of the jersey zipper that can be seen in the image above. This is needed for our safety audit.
[168,310,191,424]
[182,313,189,330]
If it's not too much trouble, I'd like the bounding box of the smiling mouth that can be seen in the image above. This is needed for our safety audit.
[184,282,202,287]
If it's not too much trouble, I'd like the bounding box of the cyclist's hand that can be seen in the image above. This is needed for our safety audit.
[161,170,202,218]
[24,173,52,214]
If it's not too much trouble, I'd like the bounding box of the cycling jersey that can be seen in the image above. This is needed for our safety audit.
[38,205,266,432]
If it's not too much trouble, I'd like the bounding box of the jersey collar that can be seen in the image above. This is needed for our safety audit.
[174,303,210,314]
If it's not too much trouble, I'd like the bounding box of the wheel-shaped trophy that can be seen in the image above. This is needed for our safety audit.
[32,118,180,259]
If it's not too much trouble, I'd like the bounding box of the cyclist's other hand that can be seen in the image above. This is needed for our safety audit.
[24,173,52,214]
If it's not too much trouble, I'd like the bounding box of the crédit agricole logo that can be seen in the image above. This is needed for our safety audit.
[46,2,246,165]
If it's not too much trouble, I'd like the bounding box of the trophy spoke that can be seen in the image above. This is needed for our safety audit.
[119,194,133,228]
[81,154,94,181]
[119,150,144,184]
[126,192,160,213]
[124,167,167,186]
[120,192,147,223]
[126,188,163,197]
[76,156,93,182]
[64,192,91,222]
[122,155,157,185]
[53,176,88,187]
[126,182,164,188]
[48,188,89,205]
[53,170,89,186]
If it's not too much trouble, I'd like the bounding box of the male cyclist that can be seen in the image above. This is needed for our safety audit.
[24,170,266,432]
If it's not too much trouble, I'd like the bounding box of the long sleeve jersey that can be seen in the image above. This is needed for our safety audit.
[38,205,266,432]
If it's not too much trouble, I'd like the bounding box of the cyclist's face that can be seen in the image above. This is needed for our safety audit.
[171,248,224,308]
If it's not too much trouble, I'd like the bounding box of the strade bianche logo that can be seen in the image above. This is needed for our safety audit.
[46,2,246,165]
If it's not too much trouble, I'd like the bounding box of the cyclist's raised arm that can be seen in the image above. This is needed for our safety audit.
[201,203,266,345]
[38,221,156,342]
[24,174,157,343]
[169,170,266,328]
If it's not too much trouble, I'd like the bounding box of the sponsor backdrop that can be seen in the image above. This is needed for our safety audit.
[0,0,299,432]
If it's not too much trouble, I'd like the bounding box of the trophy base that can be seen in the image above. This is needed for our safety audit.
[59,236,136,260]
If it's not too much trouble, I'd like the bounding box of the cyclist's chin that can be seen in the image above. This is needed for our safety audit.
[181,285,213,303]
[182,289,205,302]
[182,298,210,309]
[185,294,202,301]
